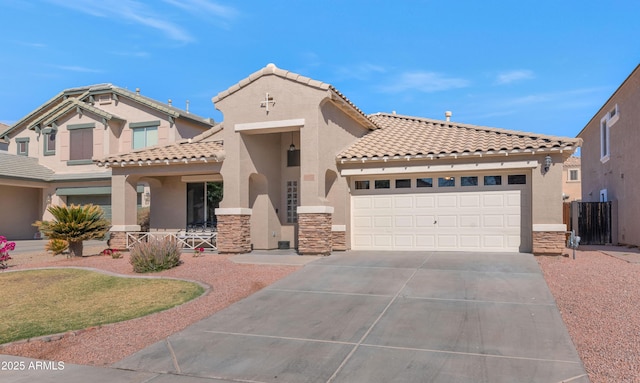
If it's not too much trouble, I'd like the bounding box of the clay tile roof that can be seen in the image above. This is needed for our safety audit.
[338,113,582,160]
[95,130,225,168]
[563,155,581,167]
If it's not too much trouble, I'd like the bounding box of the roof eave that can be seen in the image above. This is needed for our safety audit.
[337,145,580,164]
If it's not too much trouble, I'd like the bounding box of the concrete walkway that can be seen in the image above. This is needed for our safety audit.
[1,251,588,382]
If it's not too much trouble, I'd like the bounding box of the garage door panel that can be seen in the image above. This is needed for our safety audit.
[352,186,525,252]
[437,215,457,228]
[507,215,521,227]
[354,235,373,247]
[483,215,505,228]
[482,194,505,207]
[506,193,521,206]
[437,195,457,208]
[460,215,480,228]
[437,235,458,248]
[416,196,435,208]
[354,217,372,228]
[416,235,436,248]
[484,236,505,248]
[374,235,393,247]
[416,215,436,227]
[460,195,480,207]
[373,197,392,208]
[395,216,413,227]
[394,196,414,208]
[394,235,414,247]
[460,235,481,248]
[353,197,372,209]
[374,216,393,228]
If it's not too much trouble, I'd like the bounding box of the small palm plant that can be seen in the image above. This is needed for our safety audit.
[34,204,111,257]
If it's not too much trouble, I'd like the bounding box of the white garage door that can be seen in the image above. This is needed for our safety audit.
[351,174,530,252]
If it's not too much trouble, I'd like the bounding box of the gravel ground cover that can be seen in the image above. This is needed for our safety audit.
[0,246,299,366]
[537,249,640,383]
[2,246,638,382]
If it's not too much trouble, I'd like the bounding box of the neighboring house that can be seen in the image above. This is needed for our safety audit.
[562,155,581,201]
[98,64,580,255]
[0,122,8,151]
[0,84,214,240]
[578,64,640,246]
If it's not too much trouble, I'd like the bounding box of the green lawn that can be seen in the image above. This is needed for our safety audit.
[0,269,205,344]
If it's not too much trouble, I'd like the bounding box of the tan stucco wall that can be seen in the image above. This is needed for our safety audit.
[530,152,564,225]
[0,185,41,240]
[213,74,369,249]
[109,162,222,229]
[579,67,640,245]
[562,166,581,201]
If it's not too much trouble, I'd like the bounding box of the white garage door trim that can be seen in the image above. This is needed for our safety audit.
[350,172,531,252]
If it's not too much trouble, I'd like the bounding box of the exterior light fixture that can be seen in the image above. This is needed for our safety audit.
[544,154,552,173]
[46,194,52,205]
[288,132,296,152]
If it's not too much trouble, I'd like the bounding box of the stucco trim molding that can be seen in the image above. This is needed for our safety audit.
[297,206,334,214]
[332,225,346,232]
[234,118,305,134]
[532,224,566,232]
[340,160,539,176]
[215,208,252,215]
[110,225,142,232]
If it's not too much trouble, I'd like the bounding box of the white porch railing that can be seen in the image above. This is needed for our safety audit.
[126,230,217,251]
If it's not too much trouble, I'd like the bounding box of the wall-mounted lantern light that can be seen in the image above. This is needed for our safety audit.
[288,132,296,152]
[543,154,552,174]
[46,194,52,205]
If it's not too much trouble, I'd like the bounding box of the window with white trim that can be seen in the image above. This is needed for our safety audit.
[42,130,56,156]
[131,121,160,150]
[16,137,29,156]
[600,104,618,162]
[568,169,580,182]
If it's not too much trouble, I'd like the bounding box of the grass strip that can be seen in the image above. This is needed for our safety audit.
[0,268,204,344]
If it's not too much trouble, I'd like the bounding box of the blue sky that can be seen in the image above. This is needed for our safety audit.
[1,0,638,138]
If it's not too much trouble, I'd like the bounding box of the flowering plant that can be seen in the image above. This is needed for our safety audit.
[193,247,205,257]
[101,248,123,259]
[0,236,16,269]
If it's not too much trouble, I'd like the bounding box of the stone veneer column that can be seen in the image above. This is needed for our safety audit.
[215,208,252,254]
[331,225,347,251]
[297,206,334,256]
[532,224,567,255]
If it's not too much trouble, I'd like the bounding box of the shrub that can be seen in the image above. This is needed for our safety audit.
[46,239,69,256]
[137,207,150,232]
[33,204,111,257]
[130,238,181,273]
[0,236,15,269]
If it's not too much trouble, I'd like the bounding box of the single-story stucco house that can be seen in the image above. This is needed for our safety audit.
[96,64,580,255]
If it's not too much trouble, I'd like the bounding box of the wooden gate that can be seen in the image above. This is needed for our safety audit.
[577,202,612,245]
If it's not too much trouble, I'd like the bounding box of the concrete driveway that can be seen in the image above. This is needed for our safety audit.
[2,251,589,382]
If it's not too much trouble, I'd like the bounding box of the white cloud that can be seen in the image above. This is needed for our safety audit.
[55,65,103,73]
[495,70,534,85]
[162,0,238,20]
[46,0,194,42]
[335,63,386,81]
[379,71,469,93]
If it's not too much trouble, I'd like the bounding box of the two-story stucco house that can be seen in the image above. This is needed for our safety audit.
[562,155,581,202]
[578,64,640,246]
[97,64,580,255]
[0,84,214,239]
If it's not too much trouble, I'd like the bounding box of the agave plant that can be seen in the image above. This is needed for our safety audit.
[34,204,111,257]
